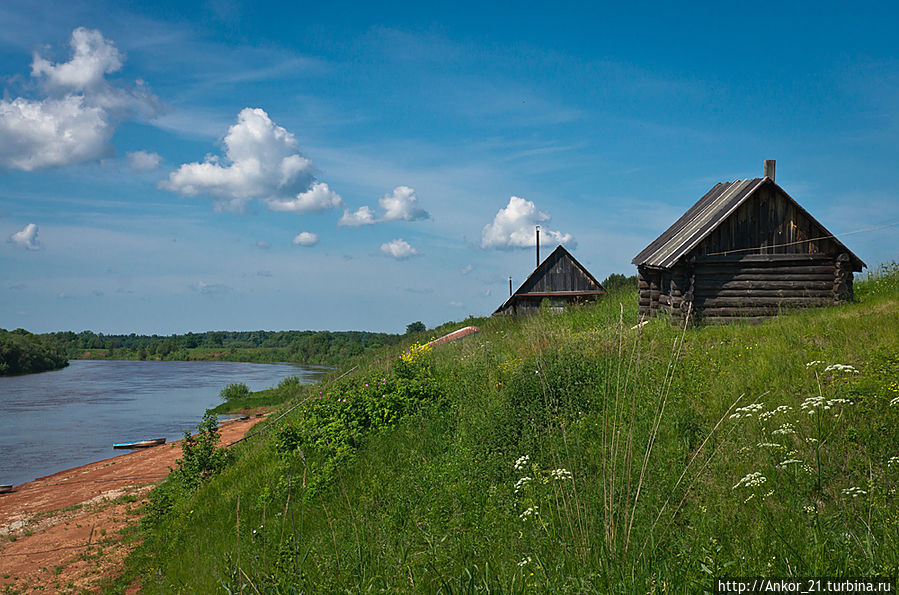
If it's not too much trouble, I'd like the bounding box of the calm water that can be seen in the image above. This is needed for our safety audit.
[0,360,325,487]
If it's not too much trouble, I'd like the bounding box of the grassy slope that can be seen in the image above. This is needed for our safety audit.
[119,265,899,593]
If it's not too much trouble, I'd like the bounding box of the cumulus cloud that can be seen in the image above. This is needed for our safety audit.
[338,205,376,227]
[127,150,162,172]
[31,27,123,92]
[340,186,429,227]
[380,238,418,260]
[0,27,160,172]
[162,108,343,215]
[267,182,343,213]
[380,186,429,221]
[8,223,42,250]
[292,231,319,246]
[480,196,573,249]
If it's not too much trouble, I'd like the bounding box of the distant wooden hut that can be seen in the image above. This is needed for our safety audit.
[493,245,605,316]
[632,160,865,323]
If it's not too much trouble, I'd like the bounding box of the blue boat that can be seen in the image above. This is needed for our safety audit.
[113,438,166,450]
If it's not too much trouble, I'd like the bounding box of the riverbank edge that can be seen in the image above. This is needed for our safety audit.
[0,415,266,592]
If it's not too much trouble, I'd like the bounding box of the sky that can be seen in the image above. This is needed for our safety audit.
[1,0,897,335]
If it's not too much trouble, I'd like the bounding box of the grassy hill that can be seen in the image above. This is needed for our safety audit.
[117,263,899,593]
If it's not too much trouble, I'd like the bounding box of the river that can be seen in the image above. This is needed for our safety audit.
[0,360,325,487]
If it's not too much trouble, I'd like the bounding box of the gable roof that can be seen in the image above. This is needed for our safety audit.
[493,245,604,314]
[632,177,866,270]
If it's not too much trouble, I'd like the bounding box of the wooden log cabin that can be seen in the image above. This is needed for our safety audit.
[493,245,605,316]
[632,160,866,323]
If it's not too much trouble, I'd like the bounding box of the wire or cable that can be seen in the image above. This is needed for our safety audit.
[706,220,899,257]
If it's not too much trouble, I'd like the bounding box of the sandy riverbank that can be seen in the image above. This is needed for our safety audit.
[0,415,266,593]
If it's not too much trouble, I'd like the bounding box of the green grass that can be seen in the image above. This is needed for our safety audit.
[111,266,899,593]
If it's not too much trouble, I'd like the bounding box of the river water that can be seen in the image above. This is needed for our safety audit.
[0,360,325,487]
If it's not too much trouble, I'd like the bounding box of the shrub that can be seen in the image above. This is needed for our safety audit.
[172,411,233,491]
[219,382,250,402]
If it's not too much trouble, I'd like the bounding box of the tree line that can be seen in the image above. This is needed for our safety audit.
[0,328,69,375]
[50,329,406,366]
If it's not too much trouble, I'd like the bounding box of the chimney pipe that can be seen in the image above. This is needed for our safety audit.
[764,159,776,181]
[536,225,540,267]
[509,277,513,296]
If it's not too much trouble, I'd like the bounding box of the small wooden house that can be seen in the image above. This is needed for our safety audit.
[632,160,865,323]
[493,245,605,316]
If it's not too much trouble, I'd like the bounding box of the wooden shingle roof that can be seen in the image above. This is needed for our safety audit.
[632,177,865,270]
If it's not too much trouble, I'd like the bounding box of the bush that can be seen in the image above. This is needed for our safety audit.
[171,411,233,491]
[219,382,250,402]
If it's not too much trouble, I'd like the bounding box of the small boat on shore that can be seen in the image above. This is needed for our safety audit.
[113,438,166,450]
[0,484,13,494]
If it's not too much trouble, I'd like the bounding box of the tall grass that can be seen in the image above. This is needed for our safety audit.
[114,269,899,593]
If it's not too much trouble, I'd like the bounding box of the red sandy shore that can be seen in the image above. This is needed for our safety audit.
[0,416,265,593]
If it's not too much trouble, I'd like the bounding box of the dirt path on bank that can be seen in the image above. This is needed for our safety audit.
[0,416,266,593]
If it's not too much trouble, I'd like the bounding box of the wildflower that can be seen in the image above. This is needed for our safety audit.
[514,455,530,471]
[517,556,532,567]
[778,459,803,467]
[772,423,796,435]
[890,396,899,407]
[801,395,853,414]
[514,476,532,494]
[803,504,816,514]
[519,506,538,521]
[550,468,573,481]
[732,472,767,490]
[888,456,899,468]
[824,363,859,374]
[729,403,765,419]
[757,442,785,449]
[758,405,793,422]
[841,486,867,498]
[806,360,824,367]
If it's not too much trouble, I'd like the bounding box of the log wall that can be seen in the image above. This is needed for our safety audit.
[691,253,844,322]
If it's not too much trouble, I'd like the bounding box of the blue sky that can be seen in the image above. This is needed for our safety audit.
[1,0,897,334]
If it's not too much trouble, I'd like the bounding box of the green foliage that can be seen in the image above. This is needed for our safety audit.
[0,328,68,375]
[406,320,427,334]
[51,328,404,366]
[219,382,250,402]
[172,412,234,491]
[601,272,638,292]
[122,260,899,593]
[141,412,234,529]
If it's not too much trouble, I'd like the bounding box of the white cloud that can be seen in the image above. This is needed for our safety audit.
[266,182,343,213]
[460,264,474,275]
[292,231,319,246]
[338,205,376,227]
[31,27,122,92]
[162,107,343,214]
[127,150,162,172]
[256,240,271,250]
[380,185,429,221]
[380,238,418,260]
[8,223,42,250]
[339,186,429,228]
[480,196,573,249]
[0,28,160,172]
